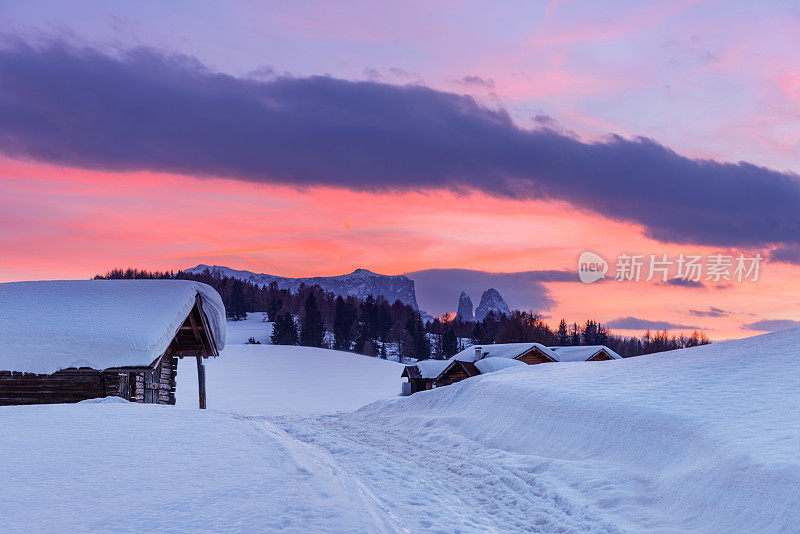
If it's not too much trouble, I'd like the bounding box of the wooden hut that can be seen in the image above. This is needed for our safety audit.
[455,343,559,365]
[0,280,226,408]
[547,345,621,362]
[401,359,449,395]
[433,360,480,387]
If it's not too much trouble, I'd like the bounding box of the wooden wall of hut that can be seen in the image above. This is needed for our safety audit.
[0,355,178,406]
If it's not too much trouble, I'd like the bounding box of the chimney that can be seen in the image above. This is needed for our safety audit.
[475,346,482,360]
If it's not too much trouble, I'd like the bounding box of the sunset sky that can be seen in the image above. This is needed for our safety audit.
[1,0,799,340]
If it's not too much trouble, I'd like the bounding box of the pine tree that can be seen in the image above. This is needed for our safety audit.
[442,328,458,358]
[227,279,248,321]
[557,319,569,345]
[270,312,298,345]
[300,292,324,347]
[333,296,355,351]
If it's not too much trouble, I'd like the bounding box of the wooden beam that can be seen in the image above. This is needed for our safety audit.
[196,355,206,409]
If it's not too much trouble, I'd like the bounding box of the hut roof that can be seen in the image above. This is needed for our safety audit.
[414,359,450,379]
[435,360,481,384]
[474,357,527,374]
[450,342,558,363]
[547,345,622,361]
[0,280,226,374]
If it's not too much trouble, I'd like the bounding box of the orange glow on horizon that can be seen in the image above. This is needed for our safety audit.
[1,157,798,341]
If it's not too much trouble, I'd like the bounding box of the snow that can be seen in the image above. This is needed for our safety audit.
[549,345,622,361]
[414,358,450,379]
[0,403,394,533]
[0,280,226,374]
[175,314,402,416]
[307,328,797,532]
[2,312,799,532]
[473,356,527,373]
[175,344,402,416]
[451,342,557,362]
[224,312,273,344]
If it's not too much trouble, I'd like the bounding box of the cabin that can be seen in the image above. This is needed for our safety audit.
[433,360,480,387]
[401,342,623,393]
[0,280,226,408]
[548,345,621,362]
[459,343,559,365]
[401,359,449,395]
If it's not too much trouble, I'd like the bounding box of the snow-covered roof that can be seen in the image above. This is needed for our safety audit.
[0,280,227,374]
[450,342,558,363]
[415,359,450,379]
[548,345,621,362]
[474,357,527,374]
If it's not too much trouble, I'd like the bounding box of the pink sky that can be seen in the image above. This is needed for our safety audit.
[1,158,795,340]
[1,1,799,340]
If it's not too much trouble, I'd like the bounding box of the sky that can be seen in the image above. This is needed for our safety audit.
[1,0,799,340]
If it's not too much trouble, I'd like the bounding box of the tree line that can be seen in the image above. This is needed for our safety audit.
[95,268,710,360]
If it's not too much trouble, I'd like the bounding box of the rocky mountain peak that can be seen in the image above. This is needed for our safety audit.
[456,291,474,321]
[474,288,511,321]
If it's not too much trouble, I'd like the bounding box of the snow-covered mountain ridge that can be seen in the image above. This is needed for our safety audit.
[185,264,419,309]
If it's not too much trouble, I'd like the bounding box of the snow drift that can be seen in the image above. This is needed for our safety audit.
[345,328,800,532]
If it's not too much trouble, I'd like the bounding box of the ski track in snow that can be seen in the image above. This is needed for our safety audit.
[263,412,625,533]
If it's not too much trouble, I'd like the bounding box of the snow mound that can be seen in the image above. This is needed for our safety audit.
[352,328,800,532]
[176,316,402,416]
[473,356,527,373]
[0,280,226,374]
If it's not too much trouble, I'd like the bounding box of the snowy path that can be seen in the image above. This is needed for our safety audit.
[266,411,628,533]
[0,402,397,533]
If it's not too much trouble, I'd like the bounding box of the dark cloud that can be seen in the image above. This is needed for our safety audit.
[363,68,381,81]
[532,114,557,126]
[405,268,577,316]
[605,316,703,331]
[659,278,707,289]
[688,307,730,317]
[2,40,800,248]
[457,75,495,89]
[769,244,800,265]
[742,319,800,332]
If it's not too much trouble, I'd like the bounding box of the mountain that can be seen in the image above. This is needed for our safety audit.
[185,265,419,309]
[456,291,474,321]
[474,288,511,321]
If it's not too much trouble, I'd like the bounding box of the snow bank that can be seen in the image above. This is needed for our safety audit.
[352,328,800,532]
[0,403,394,532]
[473,356,527,373]
[176,317,402,416]
[0,280,226,374]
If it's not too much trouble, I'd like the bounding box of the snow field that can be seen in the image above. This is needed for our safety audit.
[2,314,799,532]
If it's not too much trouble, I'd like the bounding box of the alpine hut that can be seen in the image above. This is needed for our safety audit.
[401,359,449,395]
[401,343,623,394]
[547,345,621,362]
[0,280,226,408]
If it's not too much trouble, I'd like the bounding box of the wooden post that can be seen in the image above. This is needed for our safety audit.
[196,355,206,409]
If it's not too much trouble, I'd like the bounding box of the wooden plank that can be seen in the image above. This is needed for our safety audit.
[196,355,206,409]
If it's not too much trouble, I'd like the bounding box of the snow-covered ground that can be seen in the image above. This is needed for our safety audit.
[222,312,273,344]
[2,315,799,532]
[0,400,395,533]
[175,327,403,416]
